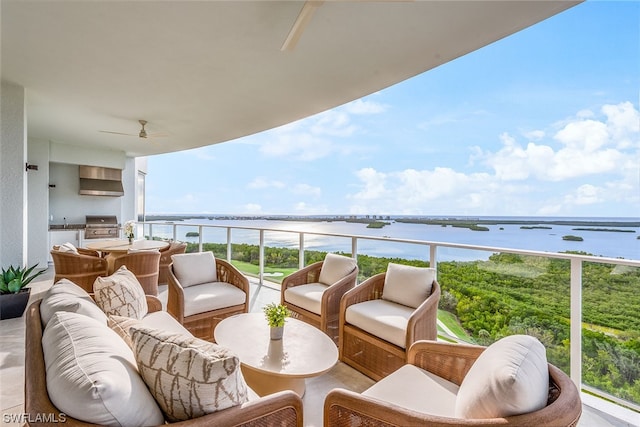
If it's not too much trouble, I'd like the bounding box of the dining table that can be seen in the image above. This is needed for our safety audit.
[85,239,169,274]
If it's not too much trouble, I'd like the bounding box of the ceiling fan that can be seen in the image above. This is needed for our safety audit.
[100,120,167,139]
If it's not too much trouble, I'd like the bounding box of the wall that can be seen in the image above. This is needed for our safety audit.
[27,139,50,267]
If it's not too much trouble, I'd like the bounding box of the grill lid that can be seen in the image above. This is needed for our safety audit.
[85,215,118,227]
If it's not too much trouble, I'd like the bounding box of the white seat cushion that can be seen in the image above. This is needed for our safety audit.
[363,364,459,417]
[283,282,328,315]
[382,263,435,309]
[183,281,247,317]
[40,278,107,327]
[43,311,164,426]
[171,251,217,287]
[345,299,413,348]
[318,253,356,285]
[455,334,549,419]
[108,311,193,348]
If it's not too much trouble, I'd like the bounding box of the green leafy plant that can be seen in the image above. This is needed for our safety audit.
[0,264,45,294]
[263,302,291,328]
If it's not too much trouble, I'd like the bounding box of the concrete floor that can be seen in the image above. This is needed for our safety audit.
[1,268,638,426]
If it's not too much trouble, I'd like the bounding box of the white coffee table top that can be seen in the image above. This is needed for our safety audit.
[214,313,338,379]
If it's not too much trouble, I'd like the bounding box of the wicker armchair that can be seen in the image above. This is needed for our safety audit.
[168,252,249,341]
[324,340,582,427]
[339,264,440,381]
[281,253,358,345]
[111,250,162,296]
[50,247,108,292]
[158,242,188,286]
[25,299,304,427]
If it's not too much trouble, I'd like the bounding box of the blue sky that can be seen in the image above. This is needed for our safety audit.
[147,1,639,218]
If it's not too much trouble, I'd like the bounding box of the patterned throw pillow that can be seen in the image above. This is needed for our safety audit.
[107,314,143,348]
[93,266,148,319]
[130,326,249,421]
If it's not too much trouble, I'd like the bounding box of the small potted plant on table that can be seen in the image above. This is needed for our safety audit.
[0,264,46,320]
[263,302,291,340]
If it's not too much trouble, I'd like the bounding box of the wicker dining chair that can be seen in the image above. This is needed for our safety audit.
[50,247,108,292]
[339,263,440,381]
[167,251,249,341]
[111,250,162,295]
[325,339,582,427]
[158,241,187,286]
[281,253,358,345]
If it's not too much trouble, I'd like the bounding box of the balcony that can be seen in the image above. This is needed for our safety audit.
[2,220,639,426]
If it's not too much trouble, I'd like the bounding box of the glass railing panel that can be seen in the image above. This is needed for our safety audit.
[582,262,640,408]
[261,230,301,284]
[144,222,174,241]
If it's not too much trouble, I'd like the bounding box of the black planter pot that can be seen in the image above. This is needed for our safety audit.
[0,288,31,320]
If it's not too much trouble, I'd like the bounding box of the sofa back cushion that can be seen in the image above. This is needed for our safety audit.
[40,278,107,327]
[455,334,549,419]
[93,266,148,319]
[130,326,249,421]
[382,263,435,309]
[42,311,164,426]
[318,253,357,285]
[171,251,217,287]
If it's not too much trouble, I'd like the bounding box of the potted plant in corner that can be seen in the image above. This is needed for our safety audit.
[263,302,291,340]
[0,264,46,320]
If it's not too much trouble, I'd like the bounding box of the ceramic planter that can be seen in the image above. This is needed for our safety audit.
[0,288,31,320]
[270,326,284,340]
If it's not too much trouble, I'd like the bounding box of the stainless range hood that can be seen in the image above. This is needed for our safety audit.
[79,165,124,197]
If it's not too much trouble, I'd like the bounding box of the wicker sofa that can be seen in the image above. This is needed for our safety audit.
[25,280,303,426]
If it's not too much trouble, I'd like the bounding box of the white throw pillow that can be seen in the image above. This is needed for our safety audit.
[57,242,79,255]
[93,266,148,319]
[130,326,249,421]
[318,253,357,285]
[171,251,217,287]
[43,311,164,426]
[39,278,107,326]
[455,334,549,419]
[381,263,435,309]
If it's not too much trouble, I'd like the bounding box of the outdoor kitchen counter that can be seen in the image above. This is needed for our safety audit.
[49,224,86,230]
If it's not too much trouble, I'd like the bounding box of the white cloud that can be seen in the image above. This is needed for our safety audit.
[524,130,545,140]
[244,203,262,214]
[292,183,321,198]
[344,99,388,115]
[247,177,286,190]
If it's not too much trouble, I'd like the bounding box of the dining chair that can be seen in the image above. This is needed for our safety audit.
[111,250,162,295]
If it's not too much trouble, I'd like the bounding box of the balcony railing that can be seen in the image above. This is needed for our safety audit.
[141,220,640,413]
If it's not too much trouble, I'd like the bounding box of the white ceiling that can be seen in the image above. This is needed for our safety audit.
[1,1,581,157]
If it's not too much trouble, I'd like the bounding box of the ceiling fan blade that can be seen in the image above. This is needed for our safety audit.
[281,1,324,52]
[99,130,138,137]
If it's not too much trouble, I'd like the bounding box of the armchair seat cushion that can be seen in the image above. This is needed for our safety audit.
[345,299,414,348]
[283,282,327,315]
[363,364,459,417]
[183,281,247,317]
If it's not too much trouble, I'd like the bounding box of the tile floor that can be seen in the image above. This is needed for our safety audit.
[1,268,638,426]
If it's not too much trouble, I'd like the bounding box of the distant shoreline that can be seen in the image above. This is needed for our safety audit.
[145,214,640,228]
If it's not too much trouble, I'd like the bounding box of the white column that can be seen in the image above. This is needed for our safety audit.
[0,81,28,267]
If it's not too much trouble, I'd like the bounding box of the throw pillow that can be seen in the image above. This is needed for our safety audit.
[454,334,549,419]
[381,263,435,308]
[93,266,148,319]
[318,253,357,285]
[57,242,79,254]
[108,314,143,349]
[171,251,217,287]
[40,278,107,326]
[42,311,164,426]
[130,326,249,421]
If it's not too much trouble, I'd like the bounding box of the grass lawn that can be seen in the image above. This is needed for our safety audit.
[438,309,475,343]
[231,260,298,285]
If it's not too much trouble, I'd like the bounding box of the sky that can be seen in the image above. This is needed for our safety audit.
[146,1,640,218]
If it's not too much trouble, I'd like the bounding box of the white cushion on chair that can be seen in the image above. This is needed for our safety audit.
[40,278,107,327]
[382,263,435,309]
[182,282,247,317]
[318,253,356,285]
[283,282,327,315]
[345,299,413,348]
[363,364,459,417]
[171,251,217,287]
[57,242,79,254]
[455,334,549,419]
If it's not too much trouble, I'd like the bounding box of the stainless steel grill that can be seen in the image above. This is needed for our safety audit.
[84,215,120,239]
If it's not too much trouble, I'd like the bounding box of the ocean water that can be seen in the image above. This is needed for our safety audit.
[147,217,640,262]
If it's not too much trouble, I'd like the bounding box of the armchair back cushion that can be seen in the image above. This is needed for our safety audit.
[382,263,435,309]
[131,326,249,422]
[455,334,549,419]
[42,311,165,426]
[172,251,217,287]
[318,253,357,285]
[56,241,79,254]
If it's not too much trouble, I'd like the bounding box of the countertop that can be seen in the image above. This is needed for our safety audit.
[49,224,86,230]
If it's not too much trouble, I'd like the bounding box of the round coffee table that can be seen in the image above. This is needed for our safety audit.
[214,313,338,397]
